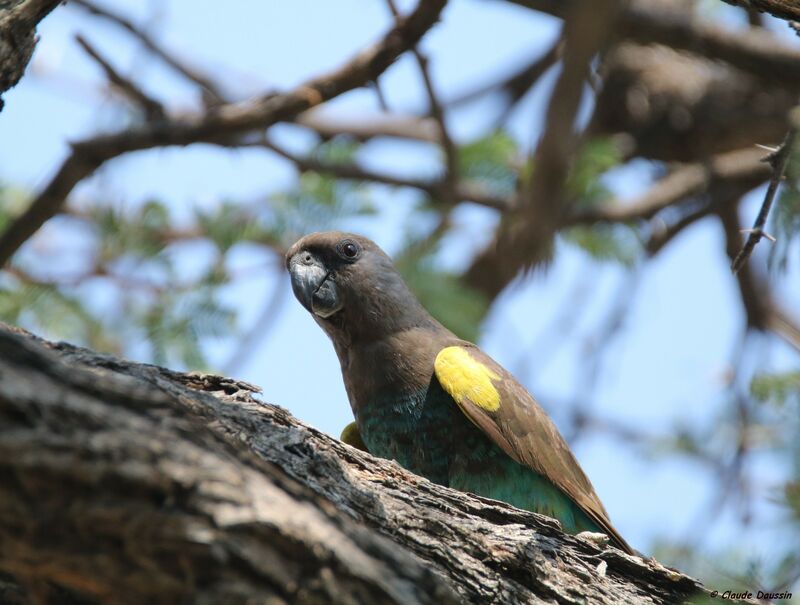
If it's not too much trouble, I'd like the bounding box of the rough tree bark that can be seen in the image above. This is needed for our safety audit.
[0,0,62,110]
[0,324,740,604]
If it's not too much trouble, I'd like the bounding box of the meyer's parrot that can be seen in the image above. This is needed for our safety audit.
[286,231,633,554]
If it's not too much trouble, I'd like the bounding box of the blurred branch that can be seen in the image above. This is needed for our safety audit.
[505,0,800,85]
[254,137,510,210]
[642,169,768,255]
[448,39,562,111]
[568,147,770,225]
[645,203,712,256]
[465,0,622,301]
[414,52,459,203]
[75,34,165,120]
[718,203,800,352]
[719,203,774,331]
[370,78,391,112]
[385,0,459,204]
[731,126,797,273]
[0,0,63,109]
[768,308,800,351]
[0,0,448,268]
[745,7,765,27]
[71,0,227,105]
[297,111,440,143]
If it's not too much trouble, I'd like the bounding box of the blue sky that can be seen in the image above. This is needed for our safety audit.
[2,0,799,569]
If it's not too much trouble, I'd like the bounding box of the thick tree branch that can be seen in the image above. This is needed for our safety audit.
[505,0,800,85]
[465,0,621,301]
[0,0,62,109]
[0,324,717,604]
[0,0,447,268]
[720,0,800,22]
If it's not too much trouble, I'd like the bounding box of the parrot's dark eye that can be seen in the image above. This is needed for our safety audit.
[337,239,361,260]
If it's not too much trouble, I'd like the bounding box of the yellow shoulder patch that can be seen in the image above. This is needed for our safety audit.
[434,346,501,412]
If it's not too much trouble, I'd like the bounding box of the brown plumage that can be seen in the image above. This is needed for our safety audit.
[286,231,633,554]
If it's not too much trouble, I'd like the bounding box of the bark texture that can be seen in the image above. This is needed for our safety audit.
[0,324,722,604]
[0,0,62,109]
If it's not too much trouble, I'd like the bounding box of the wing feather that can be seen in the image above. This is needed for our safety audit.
[434,343,632,554]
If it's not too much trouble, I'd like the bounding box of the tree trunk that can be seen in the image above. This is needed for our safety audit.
[0,324,727,604]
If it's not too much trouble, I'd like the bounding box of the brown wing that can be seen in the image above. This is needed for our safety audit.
[434,342,633,554]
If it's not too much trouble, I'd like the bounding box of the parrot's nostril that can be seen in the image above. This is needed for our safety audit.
[303,253,313,264]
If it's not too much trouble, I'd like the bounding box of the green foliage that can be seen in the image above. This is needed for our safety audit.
[0,138,381,369]
[394,231,489,343]
[196,201,280,252]
[657,540,793,605]
[0,182,32,232]
[267,139,376,245]
[770,147,800,272]
[558,138,639,264]
[750,371,800,407]
[93,199,172,263]
[562,223,640,266]
[138,286,235,368]
[567,137,622,207]
[400,262,489,343]
[0,278,117,352]
[458,131,518,195]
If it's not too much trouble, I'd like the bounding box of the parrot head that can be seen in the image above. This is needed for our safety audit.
[285,231,440,343]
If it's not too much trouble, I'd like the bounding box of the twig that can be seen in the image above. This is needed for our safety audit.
[448,39,561,110]
[731,128,797,273]
[0,0,447,268]
[71,0,227,105]
[369,78,391,112]
[385,0,459,205]
[645,204,712,256]
[414,52,460,204]
[75,34,165,120]
[252,137,509,211]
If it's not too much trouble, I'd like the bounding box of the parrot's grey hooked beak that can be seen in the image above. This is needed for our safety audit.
[287,252,342,318]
